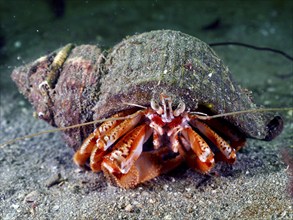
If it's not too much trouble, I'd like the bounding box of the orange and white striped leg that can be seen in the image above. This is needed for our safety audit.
[101,124,152,187]
[73,111,133,167]
[190,119,236,163]
[89,110,146,172]
[181,126,215,173]
[73,131,99,167]
[203,118,246,151]
[73,110,144,170]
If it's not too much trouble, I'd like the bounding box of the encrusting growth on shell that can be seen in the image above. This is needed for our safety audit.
[46,43,74,88]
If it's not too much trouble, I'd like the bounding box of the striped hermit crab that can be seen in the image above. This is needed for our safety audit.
[10,30,284,188]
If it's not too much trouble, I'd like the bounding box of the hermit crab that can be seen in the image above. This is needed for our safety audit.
[10,30,284,188]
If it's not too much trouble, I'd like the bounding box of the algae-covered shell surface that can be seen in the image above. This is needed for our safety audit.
[11,30,283,150]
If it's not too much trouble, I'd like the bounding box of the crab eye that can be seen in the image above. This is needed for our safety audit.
[174,101,186,116]
[151,99,163,114]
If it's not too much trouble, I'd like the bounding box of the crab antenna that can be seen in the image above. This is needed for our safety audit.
[208,107,293,119]
[189,111,209,116]
[0,115,134,148]
[123,102,147,109]
[2,107,292,148]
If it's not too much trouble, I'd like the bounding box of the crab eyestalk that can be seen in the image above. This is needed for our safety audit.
[160,94,174,122]
[150,99,163,114]
[174,102,186,117]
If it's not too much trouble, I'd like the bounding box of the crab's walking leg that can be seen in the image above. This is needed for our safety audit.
[181,126,215,173]
[90,110,145,171]
[204,118,246,151]
[101,124,152,188]
[73,131,99,166]
[190,119,236,163]
[102,124,152,174]
[73,111,133,167]
[73,110,143,170]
